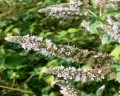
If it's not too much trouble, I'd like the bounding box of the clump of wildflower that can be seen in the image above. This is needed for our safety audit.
[57,80,81,96]
[105,0,120,9]
[81,21,94,34]
[38,0,87,19]
[45,66,116,83]
[38,0,120,19]
[5,35,113,68]
[105,16,120,43]
[68,0,83,4]
[82,14,120,43]
[5,35,43,51]
[98,15,120,43]
[92,0,119,9]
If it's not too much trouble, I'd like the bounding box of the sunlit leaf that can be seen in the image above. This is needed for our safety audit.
[68,28,78,33]
[111,45,120,60]
[96,85,105,96]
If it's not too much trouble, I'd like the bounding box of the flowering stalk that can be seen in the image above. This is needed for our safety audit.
[99,15,120,43]
[38,0,88,19]
[38,0,120,20]
[5,35,113,68]
[81,15,120,43]
[45,66,116,83]
[38,0,120,43]
[92,0,120,9]
[57,80,81,96]
[81,21,94,34]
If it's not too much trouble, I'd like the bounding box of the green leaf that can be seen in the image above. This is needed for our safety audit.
[12,28,20,34]
[4,25,14,33]
[100,34,113,45]
[68,28,78,33]
[43,75,55,87]
[111,64,120,72]
[39,67,47,79]
[89,19,100,34]
[49,92,57,96]
[115,72,120,83]
[96,85,105,96]
[111,45,120,60]
[101,10,120,20]
[46,60,59,67]
[58,30,67,36]
[23,94,29,96]
[0,57,6,71]
[5,55,25,69]
[0,46,5,57]
[91,0,98,8]
[8,70,19,79]
[0,57,5,65]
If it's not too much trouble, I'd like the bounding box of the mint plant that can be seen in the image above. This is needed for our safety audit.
[5,0,120,96]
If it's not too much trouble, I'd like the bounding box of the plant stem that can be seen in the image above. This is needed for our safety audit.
[0,85,34,94]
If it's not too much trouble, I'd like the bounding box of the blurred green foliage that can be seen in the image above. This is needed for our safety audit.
[0,0,120,96]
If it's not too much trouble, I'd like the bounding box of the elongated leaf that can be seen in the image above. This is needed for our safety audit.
[96,85,105,96]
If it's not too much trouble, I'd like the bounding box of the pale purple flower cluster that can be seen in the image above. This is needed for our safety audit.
[57,80,81,96]
[38,0,87,19]
[82,15,120,43]
[97,15,120,43]
[81,21,94,34]
[92,0,120,9]
[45,66,114,83]
[5,35,43,51]
[5,35,113,68]
[106,16,120,43]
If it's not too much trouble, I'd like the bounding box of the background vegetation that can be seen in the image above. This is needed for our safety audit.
[0,0,120,96]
